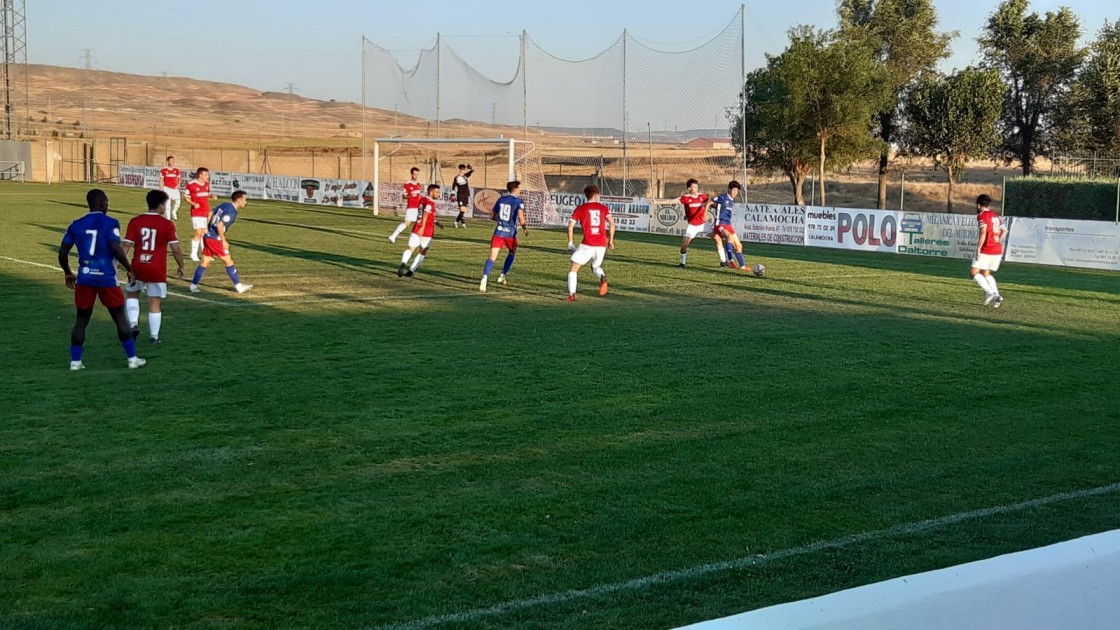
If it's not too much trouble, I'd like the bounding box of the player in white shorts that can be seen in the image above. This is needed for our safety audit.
[565,185,616,301]
[388,167,424,243]
[159,156,183,220]
[971,194,1007,308]
[122,190,186,343]
[398,184,444,277]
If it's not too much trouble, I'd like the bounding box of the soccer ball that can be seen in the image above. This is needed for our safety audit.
[751,263,766,277]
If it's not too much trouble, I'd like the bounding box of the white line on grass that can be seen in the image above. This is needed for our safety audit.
[0,255,56,270]
[372,481,1120,630]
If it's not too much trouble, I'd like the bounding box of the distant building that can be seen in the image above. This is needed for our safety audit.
[683,137,732,150]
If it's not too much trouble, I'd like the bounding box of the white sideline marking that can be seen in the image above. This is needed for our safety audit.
[372,481,1120,630]
[0,255,55,269]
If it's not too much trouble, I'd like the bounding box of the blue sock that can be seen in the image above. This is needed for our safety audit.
[226,266,241,285]
[192,266,205,285]
[501,254,515,275]
[483,259,494,277]
[121,338,137,359]
[735,251,746,267]
[726,243,735,261]
[70,345,83,362]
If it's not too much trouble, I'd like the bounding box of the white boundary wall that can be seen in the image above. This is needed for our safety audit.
[117,165,1120,273]
[677,529,1120,630]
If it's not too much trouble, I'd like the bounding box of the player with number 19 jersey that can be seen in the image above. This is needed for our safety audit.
[124,213,179,283]
[491,194,525,247]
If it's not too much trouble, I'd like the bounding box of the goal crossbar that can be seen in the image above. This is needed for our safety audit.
[372,137,516,216]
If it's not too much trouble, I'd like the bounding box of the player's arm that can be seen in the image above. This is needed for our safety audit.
[57,238,76,288]
[215,218,229,246]
[567,219,577,251]
[975,223,988,257]
[169,242,186,279]
[465,166,474,178]
[110,240,135,283]
[606,214,617,250]
[519,206,528,234]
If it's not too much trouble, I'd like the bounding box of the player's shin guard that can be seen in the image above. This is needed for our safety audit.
[192,266,206,285]
[70,344,83,361]
[483,259,495,277]
[973,273,991,295]
[735,251,746,268]
[567,271,578,295]
[984,275,999,296]
[716,247,727,264]
[121,338,137,359]
[725,243,735,263]
[410,254,425,272]
[149,312,162,339]
[592,266,605,280]
[191,239,200,258]
[126,298,141,327]
[501,254,515,275]
[400,250,412,265]
[390,223,406,240]
[225,266,241,286]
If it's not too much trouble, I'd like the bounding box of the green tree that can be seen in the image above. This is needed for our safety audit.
[839,0,955,209]
[1055,20,1120,154]
[979,0,1085,175]
[777,27,889,205]
[904,68,1005,211]
[731,67,817,204]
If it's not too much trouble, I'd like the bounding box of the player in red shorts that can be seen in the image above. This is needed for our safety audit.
[189,191,253,293]
[709,181,751,270]
[185,167,218,262]
[160,156,182,220]
[398,184,444,277]
[58,189,146,370]
[122,190,186,344]
[389,166,424,243]
[479,180,527,292]
[565,184,616,301]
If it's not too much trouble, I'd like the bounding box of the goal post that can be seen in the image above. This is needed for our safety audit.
[372,137,515,216]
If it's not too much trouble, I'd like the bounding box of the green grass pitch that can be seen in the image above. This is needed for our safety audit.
[2,182,1119,629]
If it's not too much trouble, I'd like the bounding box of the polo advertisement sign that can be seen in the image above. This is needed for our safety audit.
[835,209,900,253]
[898,212,982,259]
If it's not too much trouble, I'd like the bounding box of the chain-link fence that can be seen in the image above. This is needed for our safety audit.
[1004,176,1120,222]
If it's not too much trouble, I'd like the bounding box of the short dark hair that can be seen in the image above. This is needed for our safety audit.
[584,184,599,198]
[166,155,174,161]
[86,188,108,209]
[728,180,742,191]
[146,189,169,210]
[686,178,698,188]
[195,167,209,176]
[506,180,521,192]
[427,184,441,194]
[410,167,420,174]
[458,163,467,169]
[231,190,247,202]
[977,194,992,207]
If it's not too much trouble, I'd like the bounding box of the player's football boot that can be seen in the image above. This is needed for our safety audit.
[566,294,577,302]
[728,259,739,269]
[235,283,254,294]
[150,337,162,345]
[497,274,507,285]
[388,234,397,244]
[188,284,200,293]
[127,357,147,369]
[479,276,488,293]
[992,295,1004,308]
[397,263,407,277]
[405,270,414,277]
[69,361,85,371]
[599,277,609,296]
[982,293,997,306]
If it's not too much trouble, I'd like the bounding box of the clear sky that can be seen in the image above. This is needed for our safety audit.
[28,0,1115,103]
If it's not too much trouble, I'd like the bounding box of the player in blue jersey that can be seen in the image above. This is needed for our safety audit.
[709,180,751,271]
[188,191,253,293]
[57,189,146,370]
[479,180,528,293]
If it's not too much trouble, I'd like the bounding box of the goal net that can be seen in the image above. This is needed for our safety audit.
[373,138,559,227]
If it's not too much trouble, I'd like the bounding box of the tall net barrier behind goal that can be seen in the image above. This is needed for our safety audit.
[373,139,558,227]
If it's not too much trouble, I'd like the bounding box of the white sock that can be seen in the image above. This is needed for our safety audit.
[592,266,605,280]
[191,239,200,257]
[170,198,180,218]
[567,271,578,295]
[717,247,727,263]
[410,254,426,271]
[680,252,687,264]
[149,312,162,339]
[400,250,412,265]
[390,223,406,239]
[125,298,140,327]
[973,274,991,295]
[984,275,999,296]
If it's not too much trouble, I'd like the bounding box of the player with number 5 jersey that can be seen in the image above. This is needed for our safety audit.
[479,180,527,293]
[122,190,186,343]
[565,184,615,301]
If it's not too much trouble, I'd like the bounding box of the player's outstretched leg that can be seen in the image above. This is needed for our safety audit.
[593,266,608,296]
[389,222,408,243]
[498,253,514,285]
[190,263,206,292]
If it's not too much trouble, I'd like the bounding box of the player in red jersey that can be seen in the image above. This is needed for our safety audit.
[971,194,1007,307]
[398,184,444,277]
[565,184,616,301]
[678,178,725,267]
[160,156,183,220]
[185,167,217,262]
[122,190,186,344]
[389,166,424,243]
